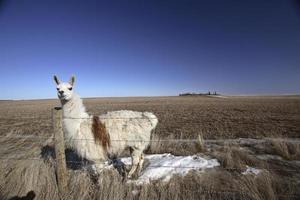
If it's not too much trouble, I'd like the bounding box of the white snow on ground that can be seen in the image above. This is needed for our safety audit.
[242,166,262,175]
[210,95,228,98]
[108,153,220,184]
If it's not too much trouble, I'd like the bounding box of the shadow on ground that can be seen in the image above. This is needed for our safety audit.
[40,145,127,177]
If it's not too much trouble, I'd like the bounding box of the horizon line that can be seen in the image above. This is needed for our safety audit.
[1,93,300,101]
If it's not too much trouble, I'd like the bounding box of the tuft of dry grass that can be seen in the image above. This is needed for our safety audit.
[267,139,300,160]
[212,146,265,172]
[196,134,205,152]
[148,133,204,155]
[238,171,277,200]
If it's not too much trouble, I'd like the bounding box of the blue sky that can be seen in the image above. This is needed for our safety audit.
[0,0,300,99]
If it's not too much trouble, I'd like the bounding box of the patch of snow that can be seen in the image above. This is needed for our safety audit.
[131,190,139,196]
[211,95,228,98]
[111,153,219,184]
[242,166,262,175]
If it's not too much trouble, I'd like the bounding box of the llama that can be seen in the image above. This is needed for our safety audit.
[53,75,158,178]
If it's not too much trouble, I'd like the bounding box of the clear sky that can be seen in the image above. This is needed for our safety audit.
[0,0,300,99]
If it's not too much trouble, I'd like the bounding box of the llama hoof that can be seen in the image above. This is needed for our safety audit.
[127,173,137,179]
[127,172,139,179]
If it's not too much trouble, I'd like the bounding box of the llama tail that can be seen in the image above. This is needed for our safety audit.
[143,112,158,129]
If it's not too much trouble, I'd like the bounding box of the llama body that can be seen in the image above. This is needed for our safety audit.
[54,75,158,177]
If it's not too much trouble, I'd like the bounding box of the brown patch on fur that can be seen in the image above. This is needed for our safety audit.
[92,116,111,151]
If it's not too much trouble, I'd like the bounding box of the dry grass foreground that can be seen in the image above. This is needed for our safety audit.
[0,96,299,199]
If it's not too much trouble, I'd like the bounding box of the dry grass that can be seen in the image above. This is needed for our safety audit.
[0,135,59,200]
[266,139,300,160]
[212,146,265,172]
[137,169,280,200]
[63,169,137,200]
[0,142,298,200]
[1,96,299,140]
[0,96,299,199]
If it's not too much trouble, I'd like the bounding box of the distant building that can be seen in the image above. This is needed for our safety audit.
[179,91,219,96]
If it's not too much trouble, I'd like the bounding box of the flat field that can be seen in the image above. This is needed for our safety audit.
[0,96,299,199]
[1,95,299,138]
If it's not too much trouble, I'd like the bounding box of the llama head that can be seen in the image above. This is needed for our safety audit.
[53,75,75,101]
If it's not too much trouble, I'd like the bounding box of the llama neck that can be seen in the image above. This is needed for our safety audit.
[61,93,89,119]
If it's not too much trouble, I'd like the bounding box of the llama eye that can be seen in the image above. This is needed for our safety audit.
[56,88,59,91]
[68,87,72,91]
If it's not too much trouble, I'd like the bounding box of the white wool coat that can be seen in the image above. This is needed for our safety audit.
[62,93,158,163]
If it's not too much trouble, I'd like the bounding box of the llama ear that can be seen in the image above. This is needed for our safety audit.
[69,75,75,86]
[53,75,60,85]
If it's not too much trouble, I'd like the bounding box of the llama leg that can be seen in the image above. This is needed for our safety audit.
[128,150,141,178]
[137,153,144,175]
[94,160,105,173]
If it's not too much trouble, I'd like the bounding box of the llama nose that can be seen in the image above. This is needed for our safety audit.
[59,90,64,95]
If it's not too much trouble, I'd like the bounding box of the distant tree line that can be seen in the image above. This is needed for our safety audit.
[179,91,219,96]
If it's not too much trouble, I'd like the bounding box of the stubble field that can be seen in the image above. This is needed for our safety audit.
[0,96,299,199]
